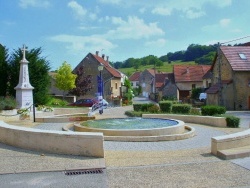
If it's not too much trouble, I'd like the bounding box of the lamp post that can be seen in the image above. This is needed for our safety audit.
[98,64,104,114]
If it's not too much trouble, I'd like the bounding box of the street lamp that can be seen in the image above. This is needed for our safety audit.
[98,64,104,114]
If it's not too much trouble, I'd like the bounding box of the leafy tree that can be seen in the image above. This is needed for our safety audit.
[195,51,216,65]
[55,61,76,99]
[8,47,51,105]
[69,66,93,97]
[0,44,9,96]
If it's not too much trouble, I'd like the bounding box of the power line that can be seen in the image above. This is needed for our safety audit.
[221,35,250,45]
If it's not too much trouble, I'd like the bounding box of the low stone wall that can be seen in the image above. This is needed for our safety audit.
[211,129,250,155]
[35,114,95,123]
[142,114,227,127]
[53,108,89,115]
[0,121,104,158]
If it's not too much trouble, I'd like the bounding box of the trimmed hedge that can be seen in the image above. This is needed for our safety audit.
[201,105,226,116]
[159,101,172,113]
[133,104,142,111]
[225,115,240,128]
[172,104,191,114]
[125,110,142,117]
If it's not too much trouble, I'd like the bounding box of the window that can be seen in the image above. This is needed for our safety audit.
[115,82,118,89]
[239,53,247,60]
[192,84,196,89]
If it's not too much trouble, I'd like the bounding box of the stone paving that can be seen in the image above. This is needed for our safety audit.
[0,97,250,187]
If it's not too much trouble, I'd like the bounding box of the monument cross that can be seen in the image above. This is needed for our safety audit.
[14,44,34,109]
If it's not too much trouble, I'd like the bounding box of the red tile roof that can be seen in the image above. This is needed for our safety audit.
[174,65,211,82]
[92,54,121,78]
[219,46,250,71]
[129,72,140,81]
[155,73,168,88]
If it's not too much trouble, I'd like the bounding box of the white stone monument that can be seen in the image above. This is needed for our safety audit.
[14,45,34,109]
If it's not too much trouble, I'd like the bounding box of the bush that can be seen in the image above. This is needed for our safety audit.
[133,104,143,111]
[224,115,240,128]
[159,101,172,113]
[172,104,191,114]
[125,110,142,117]
[189,108,201,115]
[201,105,226,116]
[0,96,17,110]
[148,104,160,113]
[141,103,154,112]
[46,98,68,107]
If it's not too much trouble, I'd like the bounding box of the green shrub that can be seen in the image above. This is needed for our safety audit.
[46,98,68,107]
[125,110,142,117]
[141,103,154,112]
[148,104,160,113]
[201,105,226,116]
[133,104,143,111]
[172,104,191,114]
[0,96,17,110]
[159,101,172,113]
[224,115,240,128]
[189,108,201,115]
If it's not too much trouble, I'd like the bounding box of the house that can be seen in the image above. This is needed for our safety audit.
[173,65,211,101]
[73,51,123,102]
[206,46,250,110]
[129,71,140,88]
[139,69,156,97]
[161,73,178,100]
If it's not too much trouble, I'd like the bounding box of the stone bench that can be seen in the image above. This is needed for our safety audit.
[0,121,104,158]
[211,129,250,160]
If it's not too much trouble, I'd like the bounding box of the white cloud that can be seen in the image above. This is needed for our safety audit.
[50,34,116,55]
[139,7,146,14]
[220,19,231,27]
[151,0,231,19]
[145,38,166,47]
[152,7,171,16]
[106,16,164,39]
[99,0,121,4]
[19,0,50,8]
[68,1,87,19]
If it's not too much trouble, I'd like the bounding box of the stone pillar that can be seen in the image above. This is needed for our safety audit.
[14,45,34,109]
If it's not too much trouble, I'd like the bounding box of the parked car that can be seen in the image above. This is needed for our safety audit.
[68,99,94,107]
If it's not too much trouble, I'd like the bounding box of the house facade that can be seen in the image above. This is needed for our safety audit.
[174,65,211,101]
[206,46,250,110]
[73,51,122,102]
[129,71,140,88]
[139,69,158,98]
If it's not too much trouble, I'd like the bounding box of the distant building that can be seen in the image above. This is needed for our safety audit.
[129,72,140,88]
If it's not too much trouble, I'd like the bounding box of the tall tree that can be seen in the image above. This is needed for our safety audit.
[55,61,76,99]
[0,44,9,96]
[8,47,51,105]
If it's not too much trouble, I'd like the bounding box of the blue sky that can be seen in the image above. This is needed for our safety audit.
[1,0,250,70]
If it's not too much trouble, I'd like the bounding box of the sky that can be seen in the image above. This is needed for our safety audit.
[1,0,250,70]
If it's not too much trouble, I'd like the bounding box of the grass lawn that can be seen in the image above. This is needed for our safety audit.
[118,60,196,76]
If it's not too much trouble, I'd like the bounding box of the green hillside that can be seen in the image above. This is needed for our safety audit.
[118,60,196,76]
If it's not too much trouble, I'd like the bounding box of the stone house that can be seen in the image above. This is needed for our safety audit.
[161,73,178,100]
[73,51,123,102]
[129,71,140,88]
[206,46,250,110]
[174,65,211,101]
[139,69,156,97]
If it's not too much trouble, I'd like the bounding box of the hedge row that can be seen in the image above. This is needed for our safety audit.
[201,105,226,116]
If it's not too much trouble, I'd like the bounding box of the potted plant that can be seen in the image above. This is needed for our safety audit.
[17,108,30,120]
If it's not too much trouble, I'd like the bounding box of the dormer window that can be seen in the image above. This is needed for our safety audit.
[239,53,247,60]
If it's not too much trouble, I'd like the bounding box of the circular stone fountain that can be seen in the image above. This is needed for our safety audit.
[74,118,195,142]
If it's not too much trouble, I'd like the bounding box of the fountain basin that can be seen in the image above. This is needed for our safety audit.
[73,118,195,141]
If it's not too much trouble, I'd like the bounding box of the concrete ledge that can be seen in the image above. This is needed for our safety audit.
[35,114,95,123]
[142,114,227,127]
[0,121,104,158]
[104,125,195,142]
[211,129,250,159]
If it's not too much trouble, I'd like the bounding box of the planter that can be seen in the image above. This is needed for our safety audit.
[19,114,30,120]
[1,109,17,116]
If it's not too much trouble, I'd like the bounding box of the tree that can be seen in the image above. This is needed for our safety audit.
[69,66,93,97]
[8,47,51,105]
[0,44,9,96]
[55,61,76,99]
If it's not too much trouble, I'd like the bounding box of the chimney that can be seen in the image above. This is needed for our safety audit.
[106,56,109,61]
[96,51,99,56]
[102,54,105,59]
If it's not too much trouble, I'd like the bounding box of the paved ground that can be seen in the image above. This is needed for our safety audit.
[0,97,250,187]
